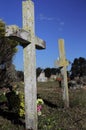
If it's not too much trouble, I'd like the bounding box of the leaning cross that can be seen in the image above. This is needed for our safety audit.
[55,39,69,108]
[5,0,46,130]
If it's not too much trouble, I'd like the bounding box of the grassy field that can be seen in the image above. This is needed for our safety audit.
[0,81,86,130]
[37,81,86,130]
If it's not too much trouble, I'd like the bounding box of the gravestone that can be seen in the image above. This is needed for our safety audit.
[55,39,69,108]
[5,0,46,130]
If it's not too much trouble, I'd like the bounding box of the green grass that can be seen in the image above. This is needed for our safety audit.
[0,81,86,130]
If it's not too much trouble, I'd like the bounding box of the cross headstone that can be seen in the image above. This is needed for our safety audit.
[55,39,69,108]
[5,0,46,130]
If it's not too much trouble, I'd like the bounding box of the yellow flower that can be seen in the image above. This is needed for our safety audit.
[37,98,44,105]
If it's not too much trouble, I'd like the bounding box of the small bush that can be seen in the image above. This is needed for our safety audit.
[6,91,25,117]
[6,91,44,118]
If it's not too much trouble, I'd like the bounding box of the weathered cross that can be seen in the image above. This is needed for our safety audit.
[5,0,46,130]
[55,39,69,108]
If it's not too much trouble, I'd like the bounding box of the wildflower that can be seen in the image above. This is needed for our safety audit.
[37,98,44,105]
[37,111,42,116]
[37,105,42,112]
[3,92,6,95]
[15,91,19,95]
[37,98,44,116]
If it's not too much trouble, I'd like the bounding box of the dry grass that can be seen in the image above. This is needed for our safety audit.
[37,81,86,130]
[0,81,86,130]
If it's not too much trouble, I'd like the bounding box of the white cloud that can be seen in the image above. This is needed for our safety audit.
[38,14,54,21]
[38,14,64,32]
[60,22,64,26]
[38,14,64,27]
[58,21,64,32]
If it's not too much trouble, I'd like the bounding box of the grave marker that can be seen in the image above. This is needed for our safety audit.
[55,39,69,108]
[5,0,46,130]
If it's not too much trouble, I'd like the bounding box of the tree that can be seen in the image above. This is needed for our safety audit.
[44,68,51,78]
[36,67,42,78]
[51,68,61,75]
[16,70,24,81]
[70,57,86,78]
[0,20,18,88]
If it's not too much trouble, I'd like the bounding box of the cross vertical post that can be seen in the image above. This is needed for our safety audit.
[22,0,46,130]
[55,39,69,108]
[22,1,37,130]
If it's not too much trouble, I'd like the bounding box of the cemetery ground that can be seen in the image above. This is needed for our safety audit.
[0,81,86,130]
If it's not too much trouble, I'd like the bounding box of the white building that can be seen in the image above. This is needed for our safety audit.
[37,71,48,82]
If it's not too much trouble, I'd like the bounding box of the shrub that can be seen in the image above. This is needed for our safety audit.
[6,91,44,118]
[6,91,20,113]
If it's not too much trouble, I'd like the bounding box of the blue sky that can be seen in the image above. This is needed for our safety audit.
[0,0,86,70]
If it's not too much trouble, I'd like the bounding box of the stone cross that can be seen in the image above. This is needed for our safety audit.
[55,39,69,108]
[5,0,46,130]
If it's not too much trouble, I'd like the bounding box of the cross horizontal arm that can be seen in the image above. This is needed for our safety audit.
[35,36,46,50]
[55,59,69,67]
[5,25,31,47]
